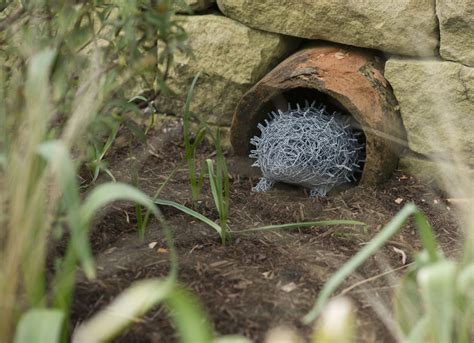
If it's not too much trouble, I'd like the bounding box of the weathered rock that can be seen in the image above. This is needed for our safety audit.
[385,58,474,165]
[436,0,474,66]
[216,0,438,56]
[399,154,474,192]
[230,43,405,185]
[175,0,215,13]
[154,15,299,126]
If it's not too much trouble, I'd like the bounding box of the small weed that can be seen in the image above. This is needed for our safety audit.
[182,73,207,202]
[206,129,231,243]
[88,124,118,183]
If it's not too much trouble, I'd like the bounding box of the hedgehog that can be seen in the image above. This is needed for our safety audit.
[249,101,365,197]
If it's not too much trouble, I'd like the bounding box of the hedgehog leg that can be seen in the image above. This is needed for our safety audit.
[252,177,275,193]
[309,184,333,198]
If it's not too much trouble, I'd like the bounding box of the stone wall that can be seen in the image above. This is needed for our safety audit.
[157,1,473,189]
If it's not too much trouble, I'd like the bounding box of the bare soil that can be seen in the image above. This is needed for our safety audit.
[70,117,462,342]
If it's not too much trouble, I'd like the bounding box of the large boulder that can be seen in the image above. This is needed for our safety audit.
[436,0,474,66]
[385,58,474,165]
[399,154,474,193]
[216,0,438,56]
[155,14,299,126]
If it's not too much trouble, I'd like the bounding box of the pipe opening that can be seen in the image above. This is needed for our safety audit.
[250,88,366,192]
[231,45,404,190]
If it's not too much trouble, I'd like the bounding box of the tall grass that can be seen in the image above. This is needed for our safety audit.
[0,1,223,342]
[305,203,473,342]
[0,46,198,343]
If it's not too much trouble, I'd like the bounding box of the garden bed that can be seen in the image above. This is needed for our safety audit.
[71,117,461,342]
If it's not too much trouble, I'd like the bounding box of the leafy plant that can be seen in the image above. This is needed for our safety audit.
[304,203,474,342]
[87,123,119,183]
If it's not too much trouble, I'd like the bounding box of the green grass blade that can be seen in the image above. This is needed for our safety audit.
[237,220,366,234]
[103,167,116,182]
[37,141,88,276]
[394,272,424,336]
[417,261,456,343]
[404,316,429,343]
[206,159,222,216]
[81,183,178,277]
[303,204,418,323]
[99,127,118,161]
[182,73,203,201]
[72,278,175,343]
[52,246,77,313]
[413,210,441,262]
[165,286,214,343]
[183,73,200,152]
[14,309,65,343]
[154,198,224,238]
[457,263,474,343]
[191,127,207,152]
[141,161,185,233]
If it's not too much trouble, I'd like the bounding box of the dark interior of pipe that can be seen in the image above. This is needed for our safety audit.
[251,87,366,186]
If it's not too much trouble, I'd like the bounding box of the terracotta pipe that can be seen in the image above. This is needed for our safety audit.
[230,43,405,185]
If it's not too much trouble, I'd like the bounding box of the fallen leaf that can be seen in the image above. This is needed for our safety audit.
[394,198,403,204]
[262,271,274,279]
[281,282,297,293]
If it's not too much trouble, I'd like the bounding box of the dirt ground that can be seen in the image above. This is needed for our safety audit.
[70,117,462,342]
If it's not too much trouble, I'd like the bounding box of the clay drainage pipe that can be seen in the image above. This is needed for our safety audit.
[230,43,405,185]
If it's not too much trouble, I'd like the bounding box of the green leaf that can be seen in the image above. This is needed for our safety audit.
[456,263,474,343]
[38,141,89,277]
[155,198,224,238]
[404,316,429,343]
[81,182,177,275]
[303,204,419,323]
[206,159,222,217]
[417,261,456,343]
[72,278,175,343]
[128,95,148,103]
[413,210,441,262]
[182,73,199,153]
[394,272,424,336]
[14,309,65,343]
[166,286,214,343]
[25,49,57,104]
[236,220,366,234]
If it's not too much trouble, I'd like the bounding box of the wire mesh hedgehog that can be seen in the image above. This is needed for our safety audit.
[249,101,365,197]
